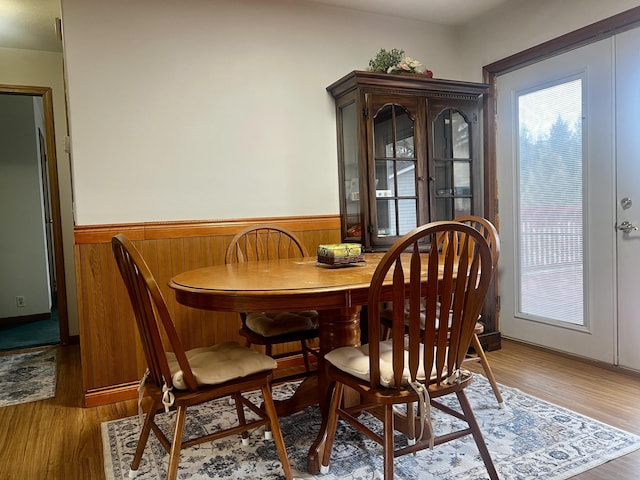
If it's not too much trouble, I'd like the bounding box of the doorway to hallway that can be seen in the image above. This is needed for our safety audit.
[0,86,68,351]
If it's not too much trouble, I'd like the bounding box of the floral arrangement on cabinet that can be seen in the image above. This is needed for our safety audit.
[368,48,433,77]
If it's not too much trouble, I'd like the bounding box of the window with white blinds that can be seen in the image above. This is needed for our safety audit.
[516,78,584,325]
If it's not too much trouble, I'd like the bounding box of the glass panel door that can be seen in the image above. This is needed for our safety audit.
[496,38,615,364]
[338,100,362,241]
[373,103,417,237]
[368,95,425,247]
[433,108,473,220]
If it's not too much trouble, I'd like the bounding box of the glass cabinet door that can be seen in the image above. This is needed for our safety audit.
[368,96,424,247]
[432,106,475,220]
[337,99,362,241]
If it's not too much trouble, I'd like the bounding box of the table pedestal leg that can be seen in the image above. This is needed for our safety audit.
[307,306,361,474]
[272,375,318,417]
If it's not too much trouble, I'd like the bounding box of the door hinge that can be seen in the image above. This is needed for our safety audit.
[496,295,500,312]
[362,106,369,119]
[368,224,374,234]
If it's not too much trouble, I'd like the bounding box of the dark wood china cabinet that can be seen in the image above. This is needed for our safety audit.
[327,71,500,349]
[327,70,489,250]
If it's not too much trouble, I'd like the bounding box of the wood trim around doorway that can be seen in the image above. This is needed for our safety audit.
[0,84,69,345]
[480,6,640,335]
[481,6,640,226]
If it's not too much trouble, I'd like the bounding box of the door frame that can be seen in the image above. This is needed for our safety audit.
[481,6,640,340]
[0,84,69,345]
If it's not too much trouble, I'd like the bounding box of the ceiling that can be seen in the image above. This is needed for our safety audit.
[307,0,519,25]
[0,0,518,53]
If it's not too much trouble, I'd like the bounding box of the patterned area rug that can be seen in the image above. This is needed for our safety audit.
[102,375,640,480]
[0,348,57,407]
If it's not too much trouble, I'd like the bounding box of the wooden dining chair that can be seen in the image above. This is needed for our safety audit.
[112,234,293,480]
[225,224,320,377]
[454,215,504,407]
[380,215,504,407]
[320,221,499,480]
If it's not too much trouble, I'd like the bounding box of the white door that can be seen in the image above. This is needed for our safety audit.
[496,38,617,364]
[616,27,640,371]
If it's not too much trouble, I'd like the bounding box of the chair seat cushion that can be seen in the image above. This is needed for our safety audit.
[325,340,446,388]
[245,311,319,337]
[167,341,277,390]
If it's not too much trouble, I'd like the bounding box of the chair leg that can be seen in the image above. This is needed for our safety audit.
[166,405,187,480]
[261,384,293,480]
[382,324,391,341]
[383,404,395,480]
[471,334,504,407]
[320,381,343,474]
[232,392,251,445]
[456,390,499,480]
[405,401,416,445]
[129,397,161,476]
[301,340,311,372]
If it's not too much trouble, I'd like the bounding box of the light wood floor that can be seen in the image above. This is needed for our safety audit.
[1,339,639,479]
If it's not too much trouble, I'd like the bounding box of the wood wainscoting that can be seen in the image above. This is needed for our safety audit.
[74,215,341,407]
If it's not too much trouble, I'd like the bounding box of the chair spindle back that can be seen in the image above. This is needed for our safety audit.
[112,234,197,391]
[366,221,493,390]
[225,224,308,264]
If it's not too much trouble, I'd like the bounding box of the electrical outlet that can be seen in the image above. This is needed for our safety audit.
[16,296,25,308]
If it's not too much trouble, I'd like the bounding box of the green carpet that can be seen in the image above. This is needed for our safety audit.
[0,309,60,351]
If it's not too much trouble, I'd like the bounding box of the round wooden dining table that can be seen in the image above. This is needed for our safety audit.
[169,253,387,474]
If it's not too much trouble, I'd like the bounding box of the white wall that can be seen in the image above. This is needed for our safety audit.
[62,0,639,227]
[56,0,638,333]
[0,95,51,318]
[458,0,640,81]
[61,0,459,225]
